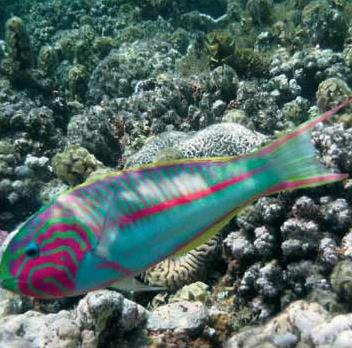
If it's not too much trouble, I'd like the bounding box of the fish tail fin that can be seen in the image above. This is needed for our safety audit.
[264,132,347,194]
[260,98,352,194]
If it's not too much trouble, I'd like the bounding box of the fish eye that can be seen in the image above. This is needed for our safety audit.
[25,242,40,258]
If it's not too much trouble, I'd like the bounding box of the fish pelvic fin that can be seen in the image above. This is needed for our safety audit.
[259,98,352,194]
[109,277,167,293]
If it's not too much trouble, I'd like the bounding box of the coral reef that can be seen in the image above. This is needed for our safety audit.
[136,0,227,21]
[0,290,148,347]
[316,77,352,112]
[223,177,352,319]
[147,301,208,334]
[0,76,65,229]
[169,282,210,303]
[88,40,180,102]
[302,0,348,50]
[313,122,352,173]
[225,300,352,348]
[206,30,270,78]
[51,145,103,185]
[66,106,122,165]
[0,13,75,227]
[270,47,352,99]
[127,122,266,168]
[1,0,352,346]
[246,0,274,26]
[331,260,352,303]
[219,117,352,320]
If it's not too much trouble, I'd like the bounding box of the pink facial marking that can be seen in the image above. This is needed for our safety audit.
[29,266,74,297]
[10,254,26,277]
[37,223,92,251]
[40,237,86,261]
[11,206,87,253]
[19,251,77,297]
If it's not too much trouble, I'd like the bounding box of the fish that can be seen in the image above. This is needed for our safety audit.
[0,98,351,299]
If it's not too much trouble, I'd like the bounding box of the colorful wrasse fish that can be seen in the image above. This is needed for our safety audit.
[0,99,351,298]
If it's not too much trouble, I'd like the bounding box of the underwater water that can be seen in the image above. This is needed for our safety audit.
[0,0,352,347]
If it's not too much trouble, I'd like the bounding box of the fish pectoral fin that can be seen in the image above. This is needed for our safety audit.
[108,277,167,293]
[95,191,125,261]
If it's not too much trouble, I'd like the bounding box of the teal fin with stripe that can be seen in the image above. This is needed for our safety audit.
[257,98,352,192]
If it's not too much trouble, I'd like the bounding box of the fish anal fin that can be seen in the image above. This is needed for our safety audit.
[108,277,167,293]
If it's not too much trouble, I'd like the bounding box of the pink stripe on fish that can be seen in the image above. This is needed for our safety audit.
[41,238,86,261]
[10,254,26,277]
[11,205,88,252]
[32,266,74,297]
[265,173,348,194]
[118,165,268,228]
[37,223,92,251]
[64,193,102,231]
[170,173,348,261]
[19,252,77,297]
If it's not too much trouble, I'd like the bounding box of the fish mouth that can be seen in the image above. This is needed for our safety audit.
[0,230,20,294]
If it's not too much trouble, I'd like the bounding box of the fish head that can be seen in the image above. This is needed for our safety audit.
[0,201,96,299]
